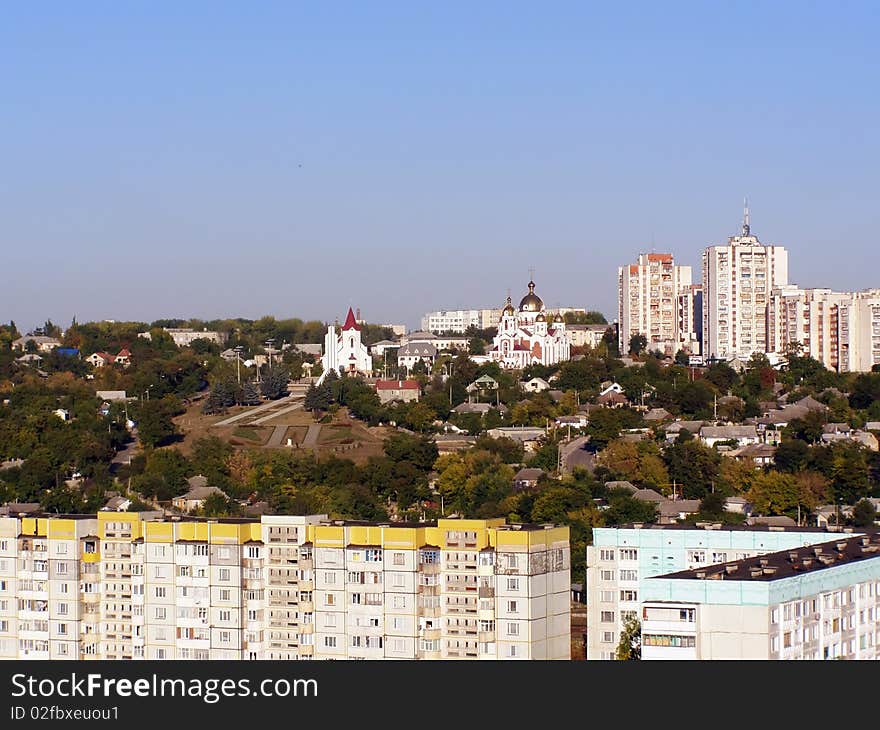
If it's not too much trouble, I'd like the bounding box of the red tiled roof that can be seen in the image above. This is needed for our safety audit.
[116,348,131,357]
[341,307,360,331]
[375,380,419,390]
[647,253,673,262]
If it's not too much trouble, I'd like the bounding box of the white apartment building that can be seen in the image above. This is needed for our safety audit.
[0,514,570,661]
[767,287,880,373]
[838,289,880,373]
[585,523,860,660]
[566,324,609,349]
[421,310,501,334]
[677,284,703,355]
[701,207,789,361]
[618,253,692,355]
[641,533,880,659]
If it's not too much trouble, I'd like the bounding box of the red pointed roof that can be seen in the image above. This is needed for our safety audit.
[341,307,361,331]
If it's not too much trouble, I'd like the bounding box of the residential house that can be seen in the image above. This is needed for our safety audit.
[369,340,399,357]
[599,382,624,396]
[101,495,132,511]
[15,354,43,365]
[375,379,420,404]
[729,442,777,467]
[604,481,637,494]
[596,390,628,408]
[658,499,702,524]
[396,342,437,372]
[86,349,131,368]
[96,390,128,401]
[171,483,228,513]
[12,335,61,352]
[555,414,588,429]
[486,426,545,450]
[724,496,752,515]
[664,420,706,442]
[522,377,551,393]
[699,425,759,448]
[513,468,546,490]
[643,408,672,422]
[53,408,70,421]
[453,402,507,416]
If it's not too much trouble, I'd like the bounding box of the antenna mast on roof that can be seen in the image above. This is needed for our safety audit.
[742,197,751,236]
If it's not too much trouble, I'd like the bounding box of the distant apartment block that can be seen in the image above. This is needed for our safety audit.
[566,324,609,349]
[421,310,501,334]
[0,514,569,661]
[422,307,587,335]
[585,523,861,660]
[138,328,227,348]
[677,284,703,355]
[701,207,789,361]
[641,533,880,659]
[617,253,692,355]
[768,286,880,373]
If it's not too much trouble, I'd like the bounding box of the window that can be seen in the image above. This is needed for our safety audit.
[619,548,637,561]
[619,569,638,582]
[392,595,405,609]
[507,622,519,636]
[55,563,67,575]
[679,608,695,622]
[643,634,696,648]
[217,547,230,560]
[507,578,519,591]
[57,623,67,635]
[600,611,615,623]
[324,572,336,584]
[600,570,614,582]
[687,550,706,564]
[507,601,518,613]
[219,568,230,582]
[219,610,231,622]
[771,608,779,625]
[507,645,519,658]
[154,587,166,599]
[324,636,336,648]
[599,549,615,561]
[57,603,68,616]
[220,631,231,644]
[220,589,231,601]
[711,552,728,564]
[247,546,260,559]
[392,552,405,566]
[154,607,166,620]
[620,590,638,602]
[602,631,614,643]
[324,593,336,607]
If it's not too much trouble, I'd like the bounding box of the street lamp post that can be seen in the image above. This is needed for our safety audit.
[234,345,243,385]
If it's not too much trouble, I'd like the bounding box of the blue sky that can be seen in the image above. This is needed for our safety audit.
[2,2,878,332]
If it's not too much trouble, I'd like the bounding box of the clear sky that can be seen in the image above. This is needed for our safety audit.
[2,2,878,333]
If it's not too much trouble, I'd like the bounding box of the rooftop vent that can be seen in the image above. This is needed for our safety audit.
[725,564,739,574]
[836,542,848,552]
[695,571,707,579]
[762,567,777,575]
[750,567,764,578]
[802,558,813,568]
[862,537,871,547]
[632,523,644,529]
[818,555,835,565]
[759,558,769,567]
[788,551,800,562]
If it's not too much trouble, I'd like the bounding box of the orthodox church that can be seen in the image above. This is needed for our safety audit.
[317,307,372,385]
[487,279,571,369]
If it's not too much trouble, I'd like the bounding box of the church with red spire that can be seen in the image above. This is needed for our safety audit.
[317,306,373,384]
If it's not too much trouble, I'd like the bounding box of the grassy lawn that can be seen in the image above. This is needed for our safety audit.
[233,427,266,442]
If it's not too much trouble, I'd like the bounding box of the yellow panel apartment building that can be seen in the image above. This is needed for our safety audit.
[0,513,570,660]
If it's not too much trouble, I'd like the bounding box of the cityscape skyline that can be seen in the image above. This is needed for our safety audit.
[3,4,880,332]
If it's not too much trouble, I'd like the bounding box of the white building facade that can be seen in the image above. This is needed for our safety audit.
[618,253,692,355]
[701,207,789,361]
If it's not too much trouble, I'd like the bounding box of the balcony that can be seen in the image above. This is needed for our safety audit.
[478,587,495,599]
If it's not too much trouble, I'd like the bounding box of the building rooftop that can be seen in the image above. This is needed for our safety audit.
[611,522,863,534]
[656,534,880,582]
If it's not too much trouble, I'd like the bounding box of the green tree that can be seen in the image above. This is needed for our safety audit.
[628,334,648,356]
[852,498,877,527]
[260,366,289,400]
[135,397,181,448]
[304,383,332,416]
[615,613,641,660]
[774,439,810,473]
